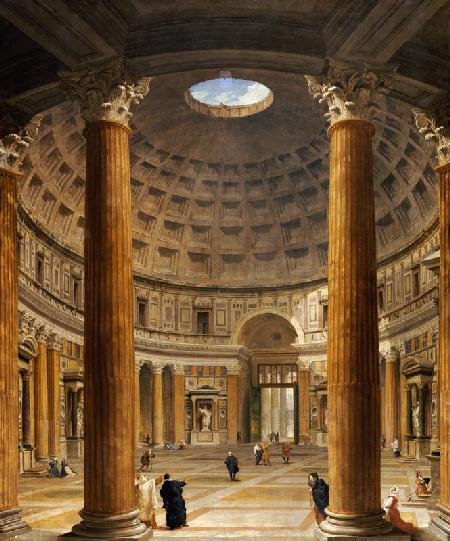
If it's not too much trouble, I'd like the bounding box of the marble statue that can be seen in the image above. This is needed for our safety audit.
[199,406,212,431]
[412,402,420,434]
[76,398,84,437]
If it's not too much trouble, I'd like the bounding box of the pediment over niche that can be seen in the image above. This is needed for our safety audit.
[402,353,434,377]
[188,384,221,396]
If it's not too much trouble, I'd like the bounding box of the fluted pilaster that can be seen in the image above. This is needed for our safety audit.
[34,336,49,460]
[151,363,164,445]
[385,351,399,446]
[172,364,185,444]
[297,361,311,444]
[227,365,239,443]
[47,337,61,457]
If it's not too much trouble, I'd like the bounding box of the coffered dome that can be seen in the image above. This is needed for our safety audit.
[19,69,437,287]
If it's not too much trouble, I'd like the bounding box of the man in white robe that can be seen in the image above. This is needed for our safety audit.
[136,473,162,528]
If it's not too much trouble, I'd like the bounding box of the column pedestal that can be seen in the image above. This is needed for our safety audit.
[0,167,29,536]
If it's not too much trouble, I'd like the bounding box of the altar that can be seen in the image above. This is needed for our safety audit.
[188,386,226,445]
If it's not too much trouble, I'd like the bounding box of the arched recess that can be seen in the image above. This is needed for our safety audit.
[232,307,304,345]
[234,310,300,443]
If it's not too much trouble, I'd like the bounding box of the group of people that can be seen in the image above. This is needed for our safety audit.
[48,457,77,478]
[136,471,188,531]
[267,431,280,443]
[253,440,292,465]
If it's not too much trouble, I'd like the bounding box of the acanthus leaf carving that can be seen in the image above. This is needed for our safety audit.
[60,58,151,126]
[0,105,42,171]
[413,109,449,166]
[306,62,391,125]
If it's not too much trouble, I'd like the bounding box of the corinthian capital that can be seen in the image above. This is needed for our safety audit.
[413,109,449,166]
[306,62,391,125]
[60,58,151,126]
[0,105,42,171]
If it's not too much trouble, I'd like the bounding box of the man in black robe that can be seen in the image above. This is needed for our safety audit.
[160,473,188,529]
[308,472,329,525]
[224,451,239,481]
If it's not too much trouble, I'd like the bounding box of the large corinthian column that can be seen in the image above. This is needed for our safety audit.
[307,65,391,538]
[0,108,40,537]
[60,60,151,540]
[414,109,450,541]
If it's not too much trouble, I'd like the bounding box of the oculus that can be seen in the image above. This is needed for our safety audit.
[185,77,273,118]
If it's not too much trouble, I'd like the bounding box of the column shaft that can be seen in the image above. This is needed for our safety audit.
[298,369,310,444]
[34,340,49,460]
[0,168,28,534]
[227,374,238,443]
[432,161,450,535]
[324,120,388,535]
[173,373,185,443]
[22,371,34,446]
[385,357,398,445]
[47,347,61,457]
[135,368,141,443]
[279,388,287,438]
[79,120,144,536]
[261,387,271,437]
[152,371,163,444]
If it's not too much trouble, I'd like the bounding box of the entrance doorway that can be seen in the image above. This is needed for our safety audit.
[261,385,297,441]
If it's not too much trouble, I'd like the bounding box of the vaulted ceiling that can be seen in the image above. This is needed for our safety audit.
[1,0,448,287]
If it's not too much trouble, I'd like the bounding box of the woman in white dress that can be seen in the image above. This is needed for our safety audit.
[135,473,163,528]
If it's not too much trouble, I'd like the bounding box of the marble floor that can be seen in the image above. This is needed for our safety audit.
[15,444,439,540]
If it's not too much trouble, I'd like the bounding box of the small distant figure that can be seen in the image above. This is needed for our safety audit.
[179,439,186,450]
[253,442,263,465]
[267,432,274,443]
[140,449,155,471]
[48,458,60,478]
[391,437,401,457]
[384,486,415,534]
[281,441,292,464]
[308,472,329,525]
[136,473,163,528]
[262,442,271,466]
[163,441,176,450]
[380,435,386,449]
[224,451,239,481]
[144,434,151,446]
[60,457,77,478]
[274,431,280,444]
[237,431,242,442]
[415,471,431,496]
[160,473,188,530]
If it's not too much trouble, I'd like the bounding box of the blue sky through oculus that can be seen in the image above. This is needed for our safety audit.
[190,78,271,107]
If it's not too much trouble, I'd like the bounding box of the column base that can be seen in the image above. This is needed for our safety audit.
[314,527,410,540]
[430,504,450,541]
[319,510,392,537]
[58,509,152,540]
[0,508,29,538]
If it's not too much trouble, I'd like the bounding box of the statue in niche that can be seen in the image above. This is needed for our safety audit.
[199,405,212,431]
[76,397,84,438]
[412,401,420,435]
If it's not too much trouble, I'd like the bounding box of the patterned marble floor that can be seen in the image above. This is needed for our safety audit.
[15,444,439,540]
